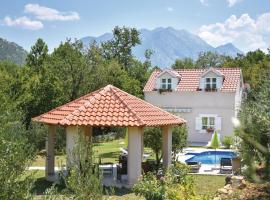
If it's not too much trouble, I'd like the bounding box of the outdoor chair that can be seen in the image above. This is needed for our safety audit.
[186,161,201,173]
[101,162,114,177]
[220,158,233,174]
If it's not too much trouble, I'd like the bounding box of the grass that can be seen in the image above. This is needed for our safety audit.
[28,170,224,199]
[191,174,225,196]
[32,139,153,166]
[30,139,225,198]
[93,139,127,163]
[32,155,66,167]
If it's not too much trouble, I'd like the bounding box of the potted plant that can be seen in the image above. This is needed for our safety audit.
[158,88,172,94]
[206,127,214,133]
[205,87,217,92]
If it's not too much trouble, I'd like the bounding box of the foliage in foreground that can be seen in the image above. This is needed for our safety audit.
[43,133,106,200]
[236,76,270,182]
[133,162,210,200]
[0,113,36,200]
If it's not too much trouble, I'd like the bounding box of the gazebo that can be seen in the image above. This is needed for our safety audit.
[33,84,185,186]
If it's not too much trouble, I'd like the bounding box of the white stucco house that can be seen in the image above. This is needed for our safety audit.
[144,67,243,145]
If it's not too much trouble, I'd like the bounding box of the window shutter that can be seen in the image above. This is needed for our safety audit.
[216,77,223,89]
[195,117,202,131]
[199,78,205,90]
[216,117,222,131]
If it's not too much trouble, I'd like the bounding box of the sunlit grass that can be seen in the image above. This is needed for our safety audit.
[32,139,153,166]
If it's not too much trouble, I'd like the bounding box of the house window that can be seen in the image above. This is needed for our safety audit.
[201,116,215,130]
[161,78,172,89]
[205,78,217,90]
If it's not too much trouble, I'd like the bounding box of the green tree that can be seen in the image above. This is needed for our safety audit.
[49,39,89,101]
[236,76,270,181]
[210,131,220,168]
[172,58,195,69]
[101,26,141,69]
[196,51,226,68]
[172,125,188,161]
[223,49,270,90]
[144,126,188,167]
[18,66,63,127]
[0,112,36,200]
[144,127,162,168]
[88,59,142,97]
[26,38,48,73]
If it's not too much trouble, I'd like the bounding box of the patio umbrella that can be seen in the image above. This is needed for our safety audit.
[210,131,220,169]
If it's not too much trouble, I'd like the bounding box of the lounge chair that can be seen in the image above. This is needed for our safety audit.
[220,158,232,174]
[186,161,201,173]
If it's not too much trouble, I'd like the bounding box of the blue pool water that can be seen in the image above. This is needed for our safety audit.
[185,151,237,164]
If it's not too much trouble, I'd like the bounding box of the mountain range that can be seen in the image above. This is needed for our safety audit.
[0,38,27,65]
[81,27,242,67]
[0,27,242,67]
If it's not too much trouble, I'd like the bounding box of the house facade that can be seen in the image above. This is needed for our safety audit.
[144,68,243,145]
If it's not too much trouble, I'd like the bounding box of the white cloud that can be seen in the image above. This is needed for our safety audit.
[166,7,174,12]
[199,0,244,7]
[3,16,43,30]
[200,0,209,6]
[227,0,243,7]
[24,4,80,21]
[198,13,270,52]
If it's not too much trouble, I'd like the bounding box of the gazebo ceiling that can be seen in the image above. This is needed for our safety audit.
[33,84,186,127]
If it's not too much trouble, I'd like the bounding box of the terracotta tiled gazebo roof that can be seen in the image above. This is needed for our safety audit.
[33,85,185,127]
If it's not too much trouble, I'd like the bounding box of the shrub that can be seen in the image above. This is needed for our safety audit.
[222,136,233,149]
[172,125,188,161]
[236,77,270,181]
[133,162,196,200]
[0,113,36,200]
[45,133,106,200]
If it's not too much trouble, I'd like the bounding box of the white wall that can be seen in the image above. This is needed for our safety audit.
[145,91,236,144]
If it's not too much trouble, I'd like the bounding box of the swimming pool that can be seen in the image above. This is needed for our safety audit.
[185,150,237,164]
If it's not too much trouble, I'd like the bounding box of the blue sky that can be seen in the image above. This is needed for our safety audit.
[1,0,270,52]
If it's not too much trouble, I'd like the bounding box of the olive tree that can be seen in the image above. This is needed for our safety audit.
[144,125,188,168]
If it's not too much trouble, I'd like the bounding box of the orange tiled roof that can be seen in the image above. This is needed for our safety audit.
[143,68,242,92]
[32,85,185,126]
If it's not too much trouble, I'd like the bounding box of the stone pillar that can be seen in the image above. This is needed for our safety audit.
[141,129,144,160]
[46,125,56,180]
[128,126,143,186]
[162,125,172,169]
[83,126,92,141]
[66,126,79,169]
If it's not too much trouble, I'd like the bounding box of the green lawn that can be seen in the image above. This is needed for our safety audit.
[29,170,224,199]
[32,139,153,166]
[191,174,225,196]
[93,139,127,163]
[30,139,225,199]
